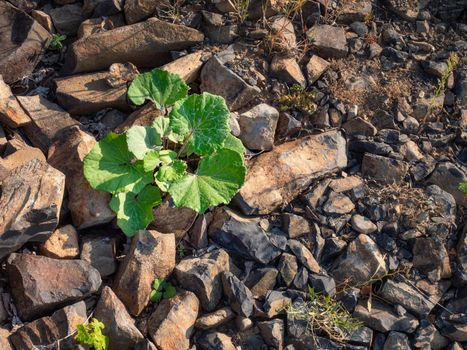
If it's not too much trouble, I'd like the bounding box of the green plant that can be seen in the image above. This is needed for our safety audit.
[459,182,467,195]
[75,318,109,350]
[150,278,177,302]
[49,33,66,50]
[232,0,250,23]
[285,286,362,343]
[278,84,316,113]
[429,52,459,111]
[83,68,246,236]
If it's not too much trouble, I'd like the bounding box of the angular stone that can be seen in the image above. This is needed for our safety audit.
[383,331,410,350]
[244,267,278,298]
[106,62,139,88]
[31,10,54,33]
[288,240,321,273]
[238,103,279,151]
[41,225,80,259]
[258,319,285,350]
[174,249,230,312]
[342,117,377,136]
[50,3,83,36]
[412,237,451,281]
[208,207,282,264]
[48,126,115,229]
[329,176,363,193]
[0,147,46,181]
[9,301,87,350]
[195,307,235,330]
[351,214,377,234]
[400,140,423,162]
[197,331,236,350]
[150,198,197,239]
[200,50,261,111]
[282,213,311,239]
[323,191,355,215]
[307,24,347,58]
[0,1,51,83]
[62,18,204,74]
[0,76,30,128]
[0,159,65,260]
[385,0,419,21]
[124,0,169,24]
[332,234,387,286]
[162,51,207,84]
[306,54,330,85]
[427,162,467,206]
[337,1,372,23]
[113,230,175,316]
[263,290,291,318]
[270,56,306,88]
[278,253,298,286]
[55,71,129,115]
[361,153,409,184]
[134,340,158,350]
[80,234,117,277]
[148,291,199,350]
[82,0,123,18]
[270,17,296,52]
[353,299,419,333]
[7,253,101,321]
[236,130,347,215]
[222,272,254,317]
[94,286,144,350]
[17,95,78,153]
[0,327,13,350]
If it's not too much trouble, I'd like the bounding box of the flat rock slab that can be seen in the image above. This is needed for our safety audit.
[0,75,31,128]
[235,130,347,215]
[161,51,207,84]
[55,71,130,115]
[48,126,114,229]
[0,159,65,261]
[62,17,204,74]
[307,24,347,59]
[9,301,87,350]
[7,253,101,321]
[0,1,51,83]
[17,95,79,153]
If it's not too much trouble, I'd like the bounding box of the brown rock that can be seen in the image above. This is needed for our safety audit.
[0,1,51,83]
[149,199,197,239]
[162,51,207,84]
[94,286,144,350]
[195,307,235,330]
[270,17,297,52]
[427,162,467,206]
[62,18,204,74]
[124,0,170,24]
[48,126,115,229]
[244,267,278,298]
[270,56,306,88]
[82,0,123,18]
[107,62,139,88]
[197,331,236,350]
[282,213,311,239]
[55,71,130,115]
[49,3,83,36]
[7,253,101,321]
[17,95,78,153]
[288,239,321,273]
[361,153,409,184]
[0,159,65,260]
[306,54,330,84]
[0,75,31,128]
[31,10,55,33]
[115,103,161,133]
[0,327,13,350]
[307,24,348,58]
[0,147,46,181]
[329,176,363,193]
[41,225,80,259]
[235,130,347,215]
[9,301,87,350]
[113,230,176,316]
[81,235,117,277]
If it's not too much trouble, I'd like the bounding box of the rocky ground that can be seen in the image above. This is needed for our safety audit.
[0,0,466,349]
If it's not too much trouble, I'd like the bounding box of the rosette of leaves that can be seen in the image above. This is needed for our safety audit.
[75,318,109,350]
[150,278,176,303]
[83,68,247,236]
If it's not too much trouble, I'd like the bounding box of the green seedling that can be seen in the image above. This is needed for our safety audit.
[150,278,177,303]
[49,34,66,50]
[75,318,109,350]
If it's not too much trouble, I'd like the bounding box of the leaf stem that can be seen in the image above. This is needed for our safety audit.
[177,130,193,158]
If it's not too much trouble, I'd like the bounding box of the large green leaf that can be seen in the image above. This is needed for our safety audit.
[128,68,189,108]
[109,185,162,236]
[222,134,246,155]
[169,92,230,156]
[155,160,187,192]
[126,125,163,159]
[83,132,153,194]
[168,149,246,213]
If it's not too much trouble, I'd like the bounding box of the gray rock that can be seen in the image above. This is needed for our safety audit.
[238,103,279,151]
[351,214,377,234]
[323,191,355,215]
[258,319,285,349]
[124,0,169,24]
[421,61,448,78]
[134,340,158,350]
[50,3,83,36]
[306,54,330,84]
[307,24,347,58]
[350,21,368,36]
[383,331,410,350]
[414,320,436,349]
[83,0,123,17]
[293,267,309,290]
[270,56,306,88]
[81,235,117,278]
[278,253,298,287]
[263,290,292,318]
[412,237,451,281]
[361,153,409,184]
[197,331,236,350]
[309,274,336,296]
[282,214,311,239]
[347,326,373,346]
[427,162,467,206]
[244,267,278,298]
[222,272,254,317]
[342,117,377,136]
[195,307,235,330]
[288,240,321,273]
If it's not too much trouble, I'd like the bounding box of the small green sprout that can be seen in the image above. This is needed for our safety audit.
[75,318,109,350]
[459,182,467,195]
[150,278,177,303]
[278,84,316,114]
[49,34,66,50]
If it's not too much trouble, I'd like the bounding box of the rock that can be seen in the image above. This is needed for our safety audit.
[17,95,78,153]
[278,253,298,286]
[94,286,144,350]
[222,272,254,317]
[306,54,330,84]
[31,10,54,33]
[62,18,204,74]
[346,326,373,346]
[208,207,282,264]
[124,0,169,24]
[0,1,51,83]
[195,307,235,329]
[307,24,347,58]
[50,3,83,36]
[0,76,31,128]
[282,213,311,239]
[385,0,419,21]
[175,248,230,311]
[329,176,363,193]
[106,62,139,88]
[383,331,410,350]
[302,179,331,209]
[353,299,419,333]
[47,126,115,229]
[55,71,129,115]
[263,290,291,318]
[9,301,87,350]
[323,191,355,215]
[258,319,285,350]
[0,125,6,153]
[351,214,377,234]
[342,117,377,137]
[41,225,80,259]
[0,159,65,261]
[82,0,123,17]
[161,51,206,84]
[148,291,199,350]
[361,153,409,184]
[270,16,296,51]
[113,230,175,316]
[190,213,211,249]
[413,237,451,281]
[235,316,253,331]
[236,130,347,215]
[7,253,101,321]
[197,331,236,350]
[421,61,447,78]
[81,234,117,277]
[270,56,306,88]
[134,340,158,350]
[149,198,197,239]
[0,147,46,181]
[244,267,278,298]
[332,234,386,286]
[200,50,261,111]
[350,21,368,36]
[288,240,321,273]
[276,111,301,138]
[400,140,423,162]
[238,103,279,151]
[0,328,12,350]
[427,162,467,206]
[337,1,372,23]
